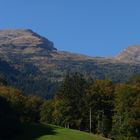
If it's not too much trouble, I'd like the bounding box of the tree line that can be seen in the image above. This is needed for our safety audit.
[40,73,140,140]
[0,73,140,140]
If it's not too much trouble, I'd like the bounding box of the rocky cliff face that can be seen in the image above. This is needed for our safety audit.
[0,29,56,54]
[116,46,140,62]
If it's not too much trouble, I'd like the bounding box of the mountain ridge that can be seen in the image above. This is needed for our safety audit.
[0,29,56,55]
[0,29,140,62]
[0,29,140,98]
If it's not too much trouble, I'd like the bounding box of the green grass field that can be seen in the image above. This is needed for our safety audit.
[14,123,108,140]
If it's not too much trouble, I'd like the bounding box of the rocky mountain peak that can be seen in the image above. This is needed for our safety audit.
[116,45,140,62]
[0,29,56,54]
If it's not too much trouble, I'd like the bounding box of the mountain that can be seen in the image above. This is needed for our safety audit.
[0,29,140,98]
[0,29,56,53]
[116,45,140,62]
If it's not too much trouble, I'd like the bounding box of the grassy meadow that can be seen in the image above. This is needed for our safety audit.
[13,123,108,140]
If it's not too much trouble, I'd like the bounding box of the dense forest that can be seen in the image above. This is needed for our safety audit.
[0,73,140,140]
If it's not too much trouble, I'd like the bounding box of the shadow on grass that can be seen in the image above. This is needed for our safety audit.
[12,123,57,140]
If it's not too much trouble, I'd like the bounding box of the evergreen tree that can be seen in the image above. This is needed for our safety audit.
[53,73,88,129]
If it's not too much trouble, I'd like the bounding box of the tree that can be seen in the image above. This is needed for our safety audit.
[0,86,27,122]
[86,80,114,136]
[53,73,88,130]
[129,98,140,138]
[111,83,140,140]
[24,96,43,122]
[40,100,54,124]
[0,86,43,123]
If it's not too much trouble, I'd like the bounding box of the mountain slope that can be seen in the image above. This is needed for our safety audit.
[116,45,140,62]
[0,29,56,54]
[0,29,140,98]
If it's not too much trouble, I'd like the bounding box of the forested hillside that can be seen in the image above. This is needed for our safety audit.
[0,74,139,140]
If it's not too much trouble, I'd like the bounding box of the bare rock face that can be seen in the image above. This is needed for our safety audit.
[116,46,140,62]
[0,29,56,54]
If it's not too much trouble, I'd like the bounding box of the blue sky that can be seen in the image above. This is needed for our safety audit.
[0,0,140,57]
